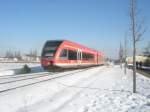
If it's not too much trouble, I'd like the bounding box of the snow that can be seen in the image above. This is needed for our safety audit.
[0,65,150,112]
[0,63,43,76]
[127,63,150,70]
[0,63,39,71]
[142,66,150,70]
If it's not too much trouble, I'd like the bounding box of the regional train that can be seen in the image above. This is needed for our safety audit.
[41,40,105,70]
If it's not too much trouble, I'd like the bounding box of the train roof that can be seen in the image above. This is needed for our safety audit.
[46,40,104,55]
[46,40,64,43]
[64,40,104,55]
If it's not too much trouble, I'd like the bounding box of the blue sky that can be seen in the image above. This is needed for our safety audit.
[0,0,149,58]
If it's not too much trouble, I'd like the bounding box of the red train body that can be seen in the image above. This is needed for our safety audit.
[41,40,105,69]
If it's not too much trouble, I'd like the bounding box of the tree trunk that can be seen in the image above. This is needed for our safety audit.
[133,42,136,93]
[131,0,136,93]
[124,35,127,74]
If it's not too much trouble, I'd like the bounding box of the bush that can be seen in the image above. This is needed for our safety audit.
[20,64,31,74]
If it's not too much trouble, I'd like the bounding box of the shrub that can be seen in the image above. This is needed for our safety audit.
[20,64,31,74]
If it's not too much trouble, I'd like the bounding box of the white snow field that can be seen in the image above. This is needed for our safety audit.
[0,63,43,76]
[0,65,150,112]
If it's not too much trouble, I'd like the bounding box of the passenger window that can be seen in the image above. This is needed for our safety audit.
[68,50,77,60]
[60,49,68,59]
[82,53,94,60]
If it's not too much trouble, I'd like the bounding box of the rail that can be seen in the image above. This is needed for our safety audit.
[0,67,98,93]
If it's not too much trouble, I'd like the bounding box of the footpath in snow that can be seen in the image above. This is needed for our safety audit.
[0,65,150,112]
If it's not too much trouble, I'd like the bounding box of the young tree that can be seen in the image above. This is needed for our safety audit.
[124,33,128,74]
[119,42,124,69]
[130,0,146,93]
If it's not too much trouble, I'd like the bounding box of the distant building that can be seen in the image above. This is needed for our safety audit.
[0,57,5,61]
[0,57,17,62]
[13,58,18,62]
[22,54,40,62]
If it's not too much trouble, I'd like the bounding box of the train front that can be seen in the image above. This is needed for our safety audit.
[41,40,63,70]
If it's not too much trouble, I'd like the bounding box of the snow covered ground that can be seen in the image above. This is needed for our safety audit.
[0,63,43,76]
[0,65,150,112]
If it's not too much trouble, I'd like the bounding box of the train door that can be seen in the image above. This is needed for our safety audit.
[77,49,82,65]
[97,53,99,64]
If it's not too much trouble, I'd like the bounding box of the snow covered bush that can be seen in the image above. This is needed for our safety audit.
[20,64,31,74]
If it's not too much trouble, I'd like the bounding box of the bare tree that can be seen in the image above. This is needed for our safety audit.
[5,50,14,59]
[119,42,124,69]
[27,49,38,61]
[130,0,146,93]
[124,33,128,74]
[14,50,22,61]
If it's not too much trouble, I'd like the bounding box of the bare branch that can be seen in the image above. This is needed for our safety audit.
[129,0,146,93]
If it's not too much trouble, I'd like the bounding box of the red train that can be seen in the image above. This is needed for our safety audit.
[41,40,105,69]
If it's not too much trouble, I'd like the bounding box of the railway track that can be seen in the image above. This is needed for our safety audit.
[0,72,54,84]
[0,68,87,84]
[0,67,98,94]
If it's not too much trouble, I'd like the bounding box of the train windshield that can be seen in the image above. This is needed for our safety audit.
[42,41,63,59]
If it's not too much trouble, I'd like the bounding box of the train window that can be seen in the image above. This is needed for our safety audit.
[68,50,77,60]
[82,53,94,60]
[42,50,55,59]
[60,49,68,59]
[42,41,63,58]
[45,41,62,47]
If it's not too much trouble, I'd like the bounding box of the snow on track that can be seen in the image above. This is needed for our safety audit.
[0,72,51,84]
[0,66,104,112]
[0,65,150,112]
[0,68,91,93]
